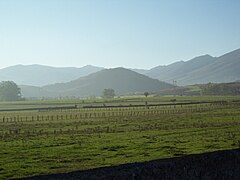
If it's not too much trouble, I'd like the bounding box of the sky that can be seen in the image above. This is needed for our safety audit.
[0,0,240,69]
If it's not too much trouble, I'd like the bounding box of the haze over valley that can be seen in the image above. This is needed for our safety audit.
[0,48,239,98]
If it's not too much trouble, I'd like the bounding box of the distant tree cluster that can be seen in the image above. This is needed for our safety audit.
[201,82,240,95]
[144,92,149,97]
[0,81,22,101]
[102,88,115,98]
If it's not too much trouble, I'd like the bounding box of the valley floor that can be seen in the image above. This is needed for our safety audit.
[0,96,239,179]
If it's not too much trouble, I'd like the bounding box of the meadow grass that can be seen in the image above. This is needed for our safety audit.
[0,96,239,179]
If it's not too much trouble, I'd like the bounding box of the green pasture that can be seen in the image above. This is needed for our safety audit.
[0,95,239,109]
[0,96,239,179]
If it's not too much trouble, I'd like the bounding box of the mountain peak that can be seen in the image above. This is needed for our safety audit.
[38,68,173,98]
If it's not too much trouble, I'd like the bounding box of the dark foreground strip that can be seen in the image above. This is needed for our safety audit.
[19,148,240,180]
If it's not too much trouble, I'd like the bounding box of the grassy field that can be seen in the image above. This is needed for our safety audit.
[0,96,240,179]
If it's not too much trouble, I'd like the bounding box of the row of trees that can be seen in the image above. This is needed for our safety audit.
[200,82,240,95]
[102,88,149,98]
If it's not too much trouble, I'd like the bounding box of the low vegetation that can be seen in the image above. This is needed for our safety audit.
[0,96,239,179]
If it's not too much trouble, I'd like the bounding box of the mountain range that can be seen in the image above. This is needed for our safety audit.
[0,64,103,86]
[1,48,239,87]
[20,68,173,98]
[144,48,240,85]
[0,48,239,98]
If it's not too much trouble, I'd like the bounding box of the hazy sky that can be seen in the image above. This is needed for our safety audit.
[0,0,240,69]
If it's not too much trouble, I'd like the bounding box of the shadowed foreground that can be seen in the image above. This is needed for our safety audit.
[20,149,240,180]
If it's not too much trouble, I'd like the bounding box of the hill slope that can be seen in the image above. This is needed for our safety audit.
[0,64,103,86]
[145,48,240,85]
[145,55,216,85]
[180,48,240,85]
[21,68,174,98]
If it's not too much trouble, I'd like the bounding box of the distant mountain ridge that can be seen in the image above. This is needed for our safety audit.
[0,64,104,86]
[20,68,174,98]
[181,48,240,85]
[1,48,240,87]
[143,48,240,85]
[143,55,216,85]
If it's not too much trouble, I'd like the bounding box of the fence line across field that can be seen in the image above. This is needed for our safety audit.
[0,102,235,123]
